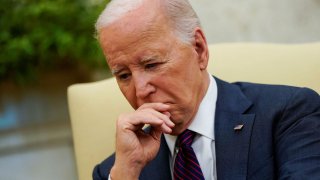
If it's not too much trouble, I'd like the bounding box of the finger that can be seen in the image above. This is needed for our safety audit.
[160,122,172,134]
[138,104,174,128]
[121,112,171,133]
[143,109,174,128]
[133,114,172,134]
[138,103,170,112]
[148,122,171,136]
[163,111,171,118]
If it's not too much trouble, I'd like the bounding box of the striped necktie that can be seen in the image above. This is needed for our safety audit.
[173,129,205,180]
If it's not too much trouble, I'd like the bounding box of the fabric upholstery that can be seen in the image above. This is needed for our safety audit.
[67,43,320,180]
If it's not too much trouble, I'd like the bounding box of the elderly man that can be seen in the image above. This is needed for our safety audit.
[93,0,320,179]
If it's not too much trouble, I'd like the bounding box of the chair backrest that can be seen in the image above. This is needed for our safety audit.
[67,43,320,180]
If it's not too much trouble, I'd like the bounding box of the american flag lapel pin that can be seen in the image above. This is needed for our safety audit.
[234,124,244,131]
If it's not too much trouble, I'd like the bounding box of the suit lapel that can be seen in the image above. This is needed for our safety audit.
[141,77,255,180]
[214,77,255,180]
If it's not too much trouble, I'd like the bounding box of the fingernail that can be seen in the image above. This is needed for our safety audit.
[163,111,171,117]
[168,120,175,127]
[165,128,172,134]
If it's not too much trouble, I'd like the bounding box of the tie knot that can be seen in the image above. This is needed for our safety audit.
[177,129,195,147]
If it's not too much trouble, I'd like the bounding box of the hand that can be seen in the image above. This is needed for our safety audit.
[110,103,175,180]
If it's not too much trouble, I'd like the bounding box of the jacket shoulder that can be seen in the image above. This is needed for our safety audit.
[233,81,319,107]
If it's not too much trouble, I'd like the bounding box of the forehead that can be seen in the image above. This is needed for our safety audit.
[98,6,174,65]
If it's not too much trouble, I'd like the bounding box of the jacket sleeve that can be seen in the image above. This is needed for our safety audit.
[275,88,320,179]
[92,154,115,180]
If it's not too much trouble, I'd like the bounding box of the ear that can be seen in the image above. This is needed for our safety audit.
[193,28,209,70]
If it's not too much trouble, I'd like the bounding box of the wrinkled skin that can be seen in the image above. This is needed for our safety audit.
[98,1,209,179]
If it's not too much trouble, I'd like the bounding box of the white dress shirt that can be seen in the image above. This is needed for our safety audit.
[164,73,218,180]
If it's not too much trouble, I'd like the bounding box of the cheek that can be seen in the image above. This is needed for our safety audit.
[164,78,199,116]
[119,84,138,109]
[154,67,193,101]
[162,81,193,111]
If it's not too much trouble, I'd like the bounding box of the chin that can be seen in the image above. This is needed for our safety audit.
[168,129,180,136]
[169,123,187,136]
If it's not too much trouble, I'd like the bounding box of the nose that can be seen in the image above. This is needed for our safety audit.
[133,73,156,100]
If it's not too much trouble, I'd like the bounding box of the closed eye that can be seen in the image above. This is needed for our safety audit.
[145,63,161,70]
[117,73,131,81]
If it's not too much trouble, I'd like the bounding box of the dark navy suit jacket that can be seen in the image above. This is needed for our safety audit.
[93,77,320,180]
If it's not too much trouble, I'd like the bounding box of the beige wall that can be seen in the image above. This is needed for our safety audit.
[189,0,320,43]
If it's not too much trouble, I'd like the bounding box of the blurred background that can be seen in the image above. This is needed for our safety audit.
[0,0,319,179]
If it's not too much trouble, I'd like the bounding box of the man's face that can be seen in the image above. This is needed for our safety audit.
[99,8,209,134]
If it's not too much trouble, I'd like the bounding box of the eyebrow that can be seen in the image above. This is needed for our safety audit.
[111,55,161,75]
[139,55,159,65]
[111,67,124,75]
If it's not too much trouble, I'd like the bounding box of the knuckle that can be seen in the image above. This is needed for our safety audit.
[138,103,150,109]
[139,108,151,114]
[117,113,129,125]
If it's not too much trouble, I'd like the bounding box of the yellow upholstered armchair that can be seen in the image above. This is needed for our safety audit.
[68,43,320,180]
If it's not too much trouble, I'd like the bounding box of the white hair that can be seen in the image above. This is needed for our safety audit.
[95,0,143,32]
[95,0,201,44]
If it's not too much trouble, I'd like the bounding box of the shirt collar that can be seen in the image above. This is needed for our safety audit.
[164,73,218,156]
